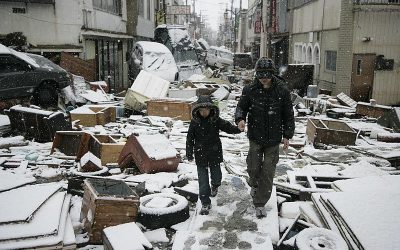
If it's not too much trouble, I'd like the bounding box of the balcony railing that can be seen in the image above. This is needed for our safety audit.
[354,0,400,4]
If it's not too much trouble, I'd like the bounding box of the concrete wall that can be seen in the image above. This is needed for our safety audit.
[0,0,82,46]
[352,8,400,105]
[292,0,340,33]
[136,0,156,39]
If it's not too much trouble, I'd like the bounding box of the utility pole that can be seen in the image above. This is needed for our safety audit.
[162,0,167,24]
[268,0,273,57]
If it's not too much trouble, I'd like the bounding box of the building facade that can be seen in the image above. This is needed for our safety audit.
[288,0,399,105]
[0,0,135,92]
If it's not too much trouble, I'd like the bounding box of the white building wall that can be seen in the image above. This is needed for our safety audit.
[0,0,82,46]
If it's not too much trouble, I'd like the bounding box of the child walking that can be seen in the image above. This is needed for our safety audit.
[186,95,242,215]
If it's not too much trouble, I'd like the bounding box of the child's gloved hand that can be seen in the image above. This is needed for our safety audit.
[185,155,194,162]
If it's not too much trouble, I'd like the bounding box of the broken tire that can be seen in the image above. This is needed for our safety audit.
[294,228,348,250]
[138,193,189,229]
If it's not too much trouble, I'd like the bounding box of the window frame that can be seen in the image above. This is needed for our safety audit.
[325,50,337,72]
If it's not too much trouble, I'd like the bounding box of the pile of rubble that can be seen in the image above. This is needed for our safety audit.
[0,70,399,249]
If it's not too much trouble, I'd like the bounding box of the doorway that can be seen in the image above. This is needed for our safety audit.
[350,54,376,102]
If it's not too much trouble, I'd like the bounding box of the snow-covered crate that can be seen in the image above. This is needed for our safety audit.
[80,179,139,244]
[69,105,116,127]
[146,99,194,121]
[5,105,71,142]
[306,118,357,146]
[356,102,392,118]
[118,134,180,173]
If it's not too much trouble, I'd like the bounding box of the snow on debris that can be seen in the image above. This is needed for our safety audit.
[0,182,61,224]
[140,193,188,215]
[136,134,178,160]
[103,222,152,250]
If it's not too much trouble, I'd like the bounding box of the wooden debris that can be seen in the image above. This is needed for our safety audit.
[118,133,180,174]
[79,152,102,172]
[69,105,116,127]
[80,179,139,244]
[336,92,357,108]
[356,102,391,118]
[146,99,194,121]
[5,105,71,142]
[306,118,357,146]
[377,133,400,143]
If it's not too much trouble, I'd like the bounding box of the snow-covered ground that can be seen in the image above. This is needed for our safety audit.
[0,84,400,250]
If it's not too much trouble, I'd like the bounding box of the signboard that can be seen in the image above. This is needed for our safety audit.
[166,5,191,15]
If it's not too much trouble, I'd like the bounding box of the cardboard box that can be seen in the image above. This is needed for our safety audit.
[306,118,357,146]
[147,99,194,121]
[80,179,139,244]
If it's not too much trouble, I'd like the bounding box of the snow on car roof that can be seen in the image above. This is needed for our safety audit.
[135,41,171,54]
[209,46,233,54]
[0,43,40,68]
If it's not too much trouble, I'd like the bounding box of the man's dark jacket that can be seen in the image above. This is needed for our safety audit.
[186,96,241,166]
[235,76,295,146]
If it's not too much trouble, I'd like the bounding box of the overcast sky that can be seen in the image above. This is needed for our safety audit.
[194,0,248,31]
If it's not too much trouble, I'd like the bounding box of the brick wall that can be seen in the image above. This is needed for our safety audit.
[60,52,96,82]
[336,0,354,95]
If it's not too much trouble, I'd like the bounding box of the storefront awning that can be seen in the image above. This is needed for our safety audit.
[81,30,134,40]
[28,44,83,53]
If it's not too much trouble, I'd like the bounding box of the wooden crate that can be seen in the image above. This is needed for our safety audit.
[51,131,85,156]
[5,106,71,142]
[80,179,139,244]
[76,133,125,165]
[306,118,357,146]
[356,102,391,118]
[70,105,116,127]
[147,99,194,121]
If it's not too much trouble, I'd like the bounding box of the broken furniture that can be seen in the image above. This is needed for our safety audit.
[356,102,392,118]
[5,105,71,142]
[118,133,180,173]
[69,105,116,127]
[306,118,357,146]
[80,178,139,244]
[124,70,170,111]
[146,99,194,121]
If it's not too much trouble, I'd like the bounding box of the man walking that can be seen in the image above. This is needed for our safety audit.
[235,57,295,218]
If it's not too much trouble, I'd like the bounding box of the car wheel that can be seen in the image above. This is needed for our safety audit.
[294,228,348,250]
[33,83,58,107]
[138,193,189,229]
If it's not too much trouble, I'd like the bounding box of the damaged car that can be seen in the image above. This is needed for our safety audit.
[0,43,72,107]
